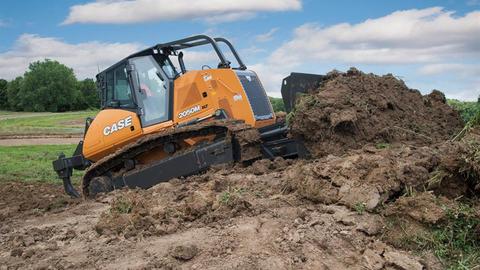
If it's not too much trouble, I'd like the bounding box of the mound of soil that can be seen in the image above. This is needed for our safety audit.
[287,125,480,209]
[290,68,464,157]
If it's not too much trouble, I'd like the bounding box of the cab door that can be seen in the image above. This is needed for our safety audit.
[83,62,143,161]
[129,55,173,127]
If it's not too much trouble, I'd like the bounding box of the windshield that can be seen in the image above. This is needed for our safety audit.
[130,55,171,126]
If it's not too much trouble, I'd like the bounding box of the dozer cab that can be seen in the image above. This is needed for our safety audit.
[53,35,320,198]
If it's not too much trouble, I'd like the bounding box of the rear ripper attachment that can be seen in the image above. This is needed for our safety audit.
[52,118,93,198]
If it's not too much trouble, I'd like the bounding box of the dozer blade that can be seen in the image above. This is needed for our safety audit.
[281,72,326,113]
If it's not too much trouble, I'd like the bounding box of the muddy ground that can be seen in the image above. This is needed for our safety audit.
[1,69,479,269]
[1,138,478,269]
[0,164,445,270]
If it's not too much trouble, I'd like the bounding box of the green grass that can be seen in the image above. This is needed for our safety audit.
[354,202,367,215]
[0,110,97,136]
[375,142,391,149]
[402,203,480,270]
[219,187,246,206]
[0,144,83,184]
[110,196,134,214]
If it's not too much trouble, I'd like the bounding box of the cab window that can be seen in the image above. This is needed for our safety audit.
[105,64,135,108]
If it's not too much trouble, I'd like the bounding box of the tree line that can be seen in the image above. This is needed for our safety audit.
[0,59,478,119]
[0,59,99,112]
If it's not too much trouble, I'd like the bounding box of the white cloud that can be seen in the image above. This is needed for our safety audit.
[0,34,142,80]
[241,46,267,55]
[252,7,480,100]
[203,12,257,24]
[63,0,302,24]
[269,8,480,66]
[250,62,290,96]
[255,27,279,42]
[441,87,480,101]
[418,63,480,76]
[174,50,220,70]
[0,34,232,80]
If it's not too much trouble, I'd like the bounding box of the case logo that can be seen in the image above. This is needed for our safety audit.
[103,116,133,136]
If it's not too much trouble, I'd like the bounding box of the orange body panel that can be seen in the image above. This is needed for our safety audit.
[83,109,143,161]
[82,68,275,162]
[172,69,275,128]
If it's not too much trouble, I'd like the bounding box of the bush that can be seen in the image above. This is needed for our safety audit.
[74,79,100,110]
[448,99,480,123]
[269,97,285,112]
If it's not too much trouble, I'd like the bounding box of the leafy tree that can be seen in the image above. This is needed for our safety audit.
[6,76,24,111]
[1,59,102,112]
[75,78,100,110]
[21,59,79,112]
[0,79,7,109]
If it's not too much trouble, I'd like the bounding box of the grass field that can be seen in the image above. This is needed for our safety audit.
[0,144,83,184]
[0,110,98,136]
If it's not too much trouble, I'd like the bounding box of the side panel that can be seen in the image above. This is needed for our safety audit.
[83,109,143,161]
[173,69,275,128]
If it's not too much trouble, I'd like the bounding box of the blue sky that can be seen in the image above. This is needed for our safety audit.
[0,0,479,100]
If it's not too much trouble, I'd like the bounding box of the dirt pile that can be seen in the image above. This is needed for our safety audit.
[290,68,464,157]
[286,134,480,212]
[94,160,293,240]
[283,125,480,268]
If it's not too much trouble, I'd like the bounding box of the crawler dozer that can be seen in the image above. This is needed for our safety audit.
[53,35,323,198]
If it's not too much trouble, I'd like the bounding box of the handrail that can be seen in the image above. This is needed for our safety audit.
[213,37,247,70]
[157,35,231,68]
